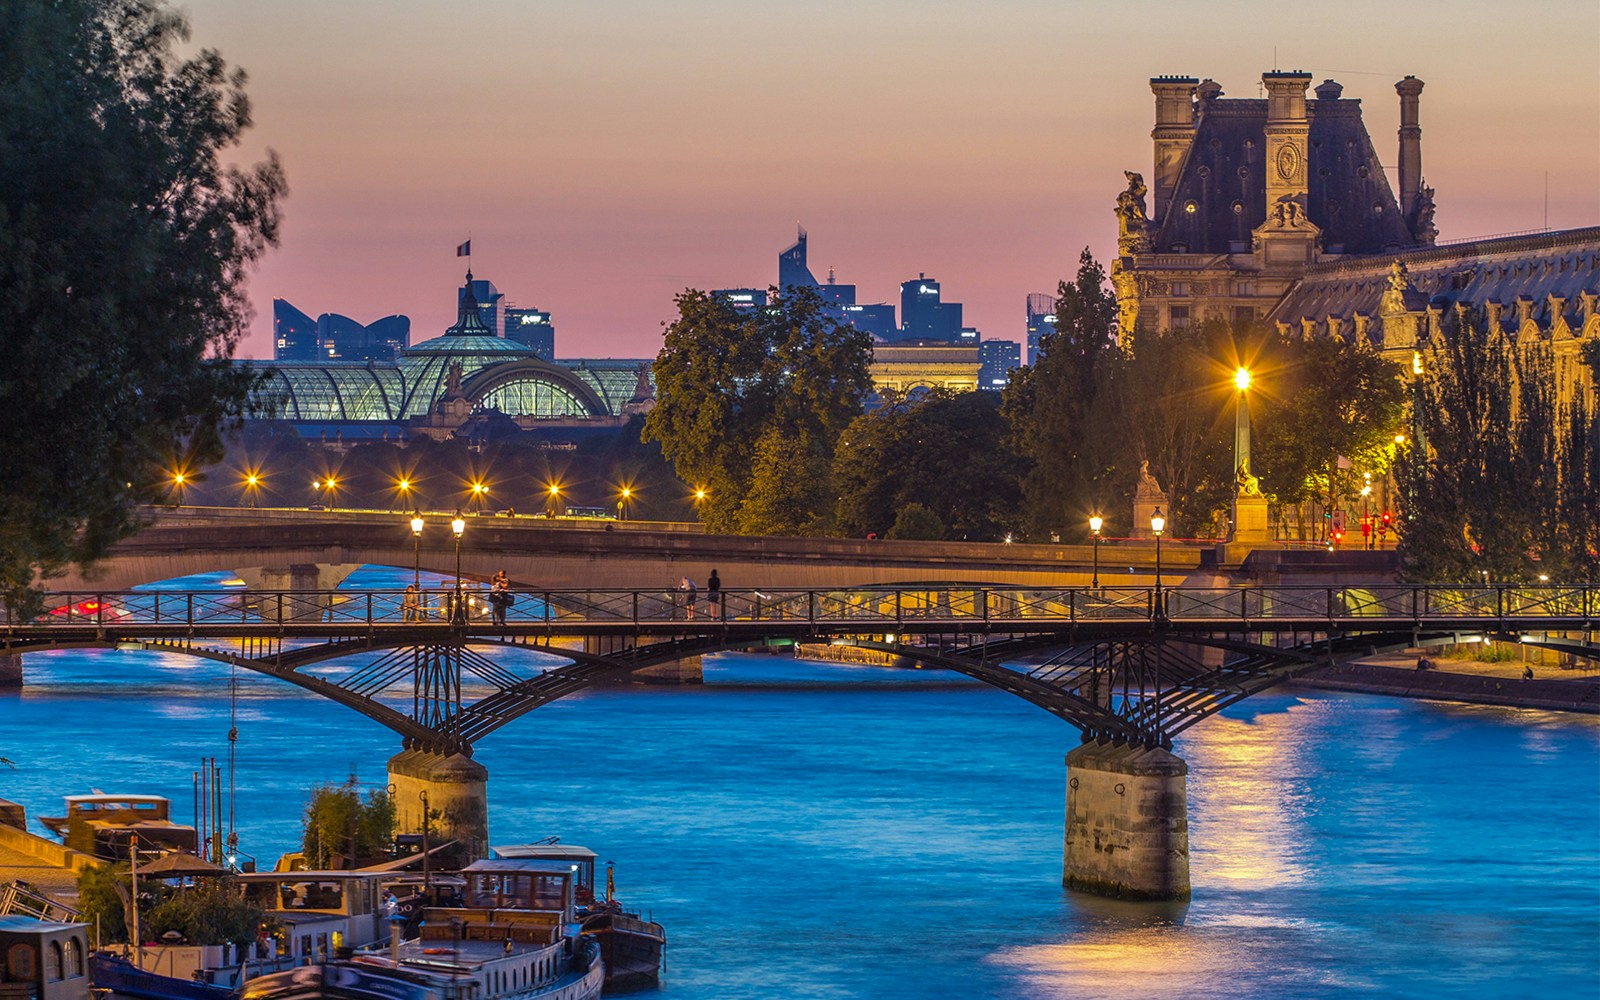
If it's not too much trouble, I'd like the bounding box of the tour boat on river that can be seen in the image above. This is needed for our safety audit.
[241,859,603,1000]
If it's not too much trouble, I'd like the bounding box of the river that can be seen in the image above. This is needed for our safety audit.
[2,570,1597,999]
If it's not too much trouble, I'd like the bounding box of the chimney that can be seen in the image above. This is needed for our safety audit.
[1261,72,1312,214]
[1149,76,1199,222]
[1395,76,1425,220]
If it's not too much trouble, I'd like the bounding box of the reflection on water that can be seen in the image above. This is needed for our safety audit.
[3,581,1597,999]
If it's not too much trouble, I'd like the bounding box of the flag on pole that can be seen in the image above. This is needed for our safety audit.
[455,240,471,257]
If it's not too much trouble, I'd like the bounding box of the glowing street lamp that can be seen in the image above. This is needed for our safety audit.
[410,514,425,591]
[450,513,466,624]
[618,486,632,521]
[545,483,563,518]
[1360,477,1373,550]
[396,477,414,513]
[1151,507,1166,617]
[313,477,338,511]
[469,480,489,513]
[1088,514,1103,590]
[171,470,188,507]
[242,472,261,509]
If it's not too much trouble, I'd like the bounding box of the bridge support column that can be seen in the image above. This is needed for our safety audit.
[1063,742,1190,901]
[388,750,489,861]
[0,652,20,689]
[578,636,704,684]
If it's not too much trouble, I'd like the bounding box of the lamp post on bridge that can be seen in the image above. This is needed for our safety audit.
[1089,514,1103,590]
[410,514,425,591]
[451,512,466,625]
[1151,507,1166,618]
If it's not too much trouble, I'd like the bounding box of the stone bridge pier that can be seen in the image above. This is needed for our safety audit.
[0,653,20,689]
[388,749,489,861]
[1063,741,1190,900]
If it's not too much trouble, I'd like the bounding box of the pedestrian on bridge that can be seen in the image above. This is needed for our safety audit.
[707,569,722,619]
[489,570,511,626]
[402,584,422,623]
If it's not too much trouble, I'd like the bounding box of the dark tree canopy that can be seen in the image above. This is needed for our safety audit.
[643,286,872,533]
[0,0,285,603]
[834,390,1022,541]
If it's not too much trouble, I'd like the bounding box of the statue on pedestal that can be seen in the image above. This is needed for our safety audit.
[1115,172,1152,255]
[1136,459,1165,499]
[1235,461,1262,497]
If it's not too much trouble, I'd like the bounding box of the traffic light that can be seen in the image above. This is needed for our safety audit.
[1332,529,1344,546]
[1382,511,1393,527]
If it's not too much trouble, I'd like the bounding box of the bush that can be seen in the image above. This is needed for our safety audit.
[302,775,395,868]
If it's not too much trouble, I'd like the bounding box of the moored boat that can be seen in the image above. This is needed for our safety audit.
[241,859,603,1000]
[493,844,663,993]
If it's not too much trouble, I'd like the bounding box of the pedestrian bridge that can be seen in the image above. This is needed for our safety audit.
[5,581,1594,902]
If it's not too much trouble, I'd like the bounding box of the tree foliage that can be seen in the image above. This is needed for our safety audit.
[302,776,395,869]
[0,0,285,606]
[887,503,945,541]
[834,390,1021,541]
[1002,249,1120,537]
[643,286,872,533]
[146,880,264,947]
[1395,309,1598,582]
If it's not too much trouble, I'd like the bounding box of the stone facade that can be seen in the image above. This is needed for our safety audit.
[869,341,981,395]
[1113,72,1432,347]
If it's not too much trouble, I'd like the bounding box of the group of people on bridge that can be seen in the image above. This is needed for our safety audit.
[393,568,725,623]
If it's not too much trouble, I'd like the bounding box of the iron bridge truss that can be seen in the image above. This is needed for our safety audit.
[4,585,1594,754]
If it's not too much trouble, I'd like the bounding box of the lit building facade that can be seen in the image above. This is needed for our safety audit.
[978,340,1022,391]
[1025,292,1055,365]
[869,341,981,395]
[273,300,410,362]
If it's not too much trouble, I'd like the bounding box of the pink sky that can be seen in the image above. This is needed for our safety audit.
[185,0,1600,362]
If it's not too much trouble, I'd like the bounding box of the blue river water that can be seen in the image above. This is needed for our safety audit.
[2,570,1598,999]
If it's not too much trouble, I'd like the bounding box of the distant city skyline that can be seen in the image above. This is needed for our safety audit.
[186,0,1600,361]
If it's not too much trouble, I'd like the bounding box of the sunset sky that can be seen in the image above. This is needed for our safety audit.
[186,0,1600,361]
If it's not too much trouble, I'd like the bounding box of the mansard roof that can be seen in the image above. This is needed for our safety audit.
[1266,227,1600,339]
[1153,95,1416,255]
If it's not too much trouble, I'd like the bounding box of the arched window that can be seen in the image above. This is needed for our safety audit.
[45,941,63,982]
[65,937,84,978]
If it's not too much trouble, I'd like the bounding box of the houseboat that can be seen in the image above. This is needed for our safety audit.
[240,859,603,1000]
[494,844,664,993]
[37,795,196,860]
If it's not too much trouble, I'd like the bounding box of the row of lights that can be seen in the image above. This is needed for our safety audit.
[171,469,713,516]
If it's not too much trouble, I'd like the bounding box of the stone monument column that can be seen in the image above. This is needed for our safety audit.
[1230,370,1270,545]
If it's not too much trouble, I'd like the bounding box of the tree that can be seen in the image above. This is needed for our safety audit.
[834,390,1022,541]
[1002,249,1120,537]
[887,503,945,541]
[737,426,834,536]
[302,776,394,868]
[0,0,285,607]
[643,286,872,533]
[146,881,264,947]
[1395,308,1598,582]
[1253,334,1406,538]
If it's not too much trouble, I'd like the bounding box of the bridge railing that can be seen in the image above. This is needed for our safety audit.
[8,584,1595,629]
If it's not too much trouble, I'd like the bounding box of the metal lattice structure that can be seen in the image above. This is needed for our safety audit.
[4,585,1595,754]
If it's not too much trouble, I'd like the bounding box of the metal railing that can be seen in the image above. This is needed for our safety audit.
[6,585,1596,630]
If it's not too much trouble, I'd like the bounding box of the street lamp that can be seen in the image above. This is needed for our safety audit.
[618,486,632,521]
[1360,478,1373,550]
[242,472,260,509]
[1151,507,1166,617]
[396,477,413,513]
[313,476,338,510]
[1088,514,1103,590]
[451,513,466,624]
[410,514,425,591]
[545,483,563,518]
[469,480,489,514]
[171,471,187,507]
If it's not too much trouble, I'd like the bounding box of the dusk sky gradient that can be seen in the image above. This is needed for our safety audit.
[184,0,1600,361]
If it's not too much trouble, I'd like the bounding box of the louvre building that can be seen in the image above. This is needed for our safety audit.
[1111,71,1597,406]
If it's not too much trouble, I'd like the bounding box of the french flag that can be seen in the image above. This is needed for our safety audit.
[455,240,471,257]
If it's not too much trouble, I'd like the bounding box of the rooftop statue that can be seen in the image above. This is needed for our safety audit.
[1116,171,1152,254]
[1412,181,1438,245]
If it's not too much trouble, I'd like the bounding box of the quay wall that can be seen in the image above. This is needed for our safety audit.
[1296,663,1600,713]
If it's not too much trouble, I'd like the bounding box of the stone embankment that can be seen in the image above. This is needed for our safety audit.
[1296,657,1600,713]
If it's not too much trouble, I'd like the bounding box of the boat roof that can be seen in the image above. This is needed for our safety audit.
[63,794,169,804]
[493,844,597,861]
[235,871,387,882]
[460,859,578,876]
[0,916,84,933]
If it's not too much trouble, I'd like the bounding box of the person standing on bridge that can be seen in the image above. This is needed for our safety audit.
[489,570,511,626]
[707,569,722,620]
[402,584,422,623]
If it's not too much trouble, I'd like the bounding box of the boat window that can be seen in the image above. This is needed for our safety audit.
[45,942,62,982]
[65,938,84,978]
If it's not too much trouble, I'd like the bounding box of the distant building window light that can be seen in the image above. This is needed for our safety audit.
[919,285,936,294]
[1043,315,1057,325]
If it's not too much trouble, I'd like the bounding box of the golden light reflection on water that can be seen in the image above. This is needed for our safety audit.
[1176,698,1334,889]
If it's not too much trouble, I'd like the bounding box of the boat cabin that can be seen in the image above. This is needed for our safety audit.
[0,916,90,1000]
[37,795,196,860]
[492,844,597,904]
[234,871,389,960]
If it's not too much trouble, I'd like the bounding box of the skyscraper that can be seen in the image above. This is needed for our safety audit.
[461,276,504,335]
[978,340,1022,391]
[273,299,409,362]
[899,275,963,342]
[1025,292,1056,364]
[504,306,556,360]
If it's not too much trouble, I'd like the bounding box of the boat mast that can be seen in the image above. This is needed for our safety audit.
[130,832,140,971]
